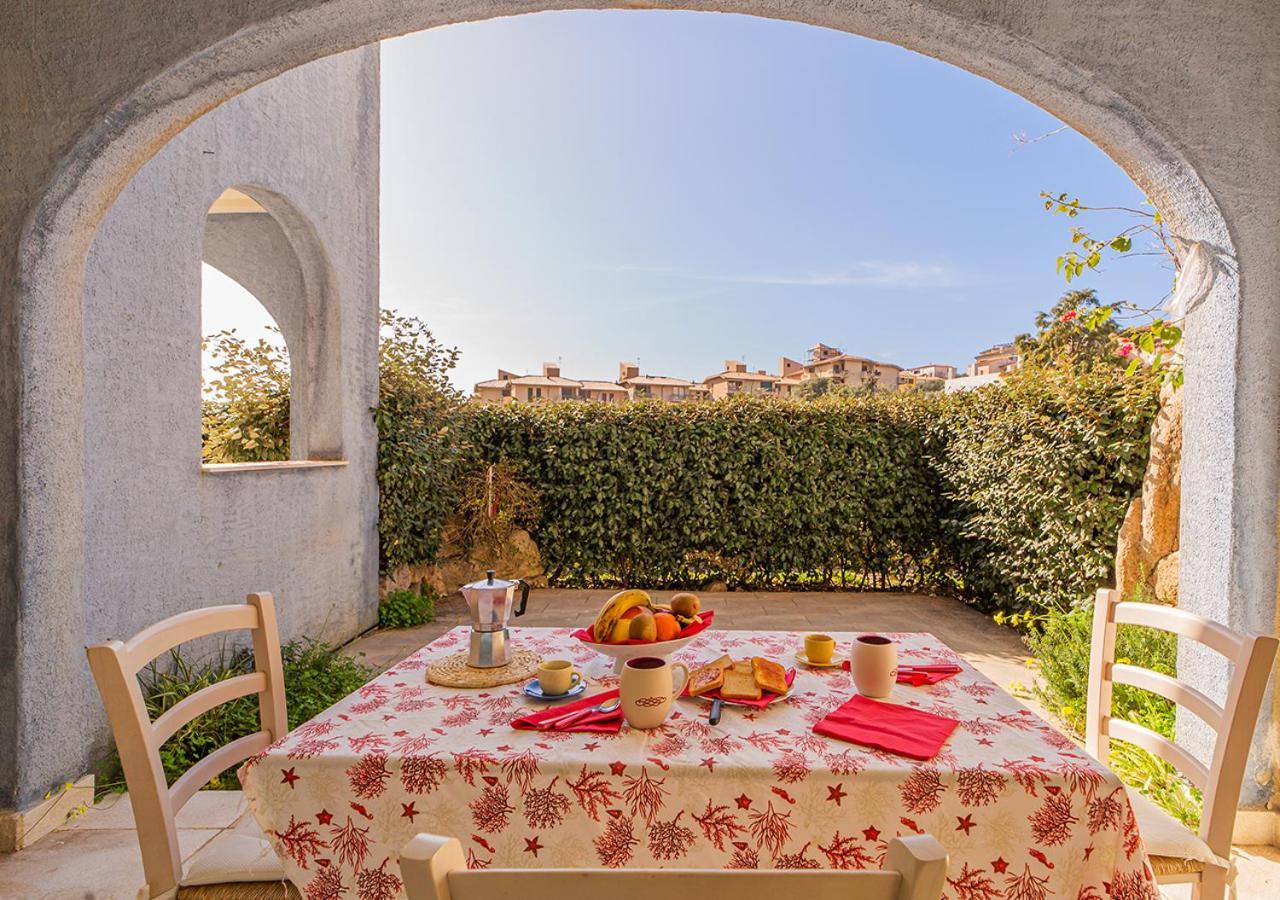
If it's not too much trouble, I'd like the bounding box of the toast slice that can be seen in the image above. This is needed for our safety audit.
[751,657,789,696]
[688,663,726,697]
[721,667,762,701]
[709,654,733,671]
[730,659,753,675]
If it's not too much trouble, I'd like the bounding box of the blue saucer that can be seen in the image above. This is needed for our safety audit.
[523,679,587,701]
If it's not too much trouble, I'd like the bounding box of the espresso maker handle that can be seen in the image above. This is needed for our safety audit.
[513,580,531,617]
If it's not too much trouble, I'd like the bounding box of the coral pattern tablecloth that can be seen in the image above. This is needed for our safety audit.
[240,627,1157,900]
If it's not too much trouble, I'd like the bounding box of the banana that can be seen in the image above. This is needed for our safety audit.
[592,589,652,642]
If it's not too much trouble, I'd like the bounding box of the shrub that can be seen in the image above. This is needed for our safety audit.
[96,639,373,794]
[457,394,952,590]
[1027,598,1202,827]
[374,310,465,571]
[378,586,437,629]
[935,365,1158,613]
[200,329,291,463]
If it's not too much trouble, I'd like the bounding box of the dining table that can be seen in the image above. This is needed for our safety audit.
[239,626,1158,900]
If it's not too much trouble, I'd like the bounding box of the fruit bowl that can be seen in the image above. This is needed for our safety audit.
[581,632,703,675]
[571,610,715,674]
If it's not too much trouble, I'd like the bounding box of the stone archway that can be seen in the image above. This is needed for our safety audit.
[5,0,1274,817]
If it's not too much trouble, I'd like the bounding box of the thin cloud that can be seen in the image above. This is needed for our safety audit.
[707,260,977,289]
[599,259,985,290]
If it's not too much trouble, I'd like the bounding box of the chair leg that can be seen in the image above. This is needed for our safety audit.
[1192,864,1228,900]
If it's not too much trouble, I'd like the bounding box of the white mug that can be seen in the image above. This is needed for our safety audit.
[620,656,690,729]
[851,634,898,699]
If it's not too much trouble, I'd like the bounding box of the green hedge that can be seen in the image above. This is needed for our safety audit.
[458,395,950,591]
[448,366,1157,612]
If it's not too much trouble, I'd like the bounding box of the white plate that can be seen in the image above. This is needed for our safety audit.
[795,650,843,669]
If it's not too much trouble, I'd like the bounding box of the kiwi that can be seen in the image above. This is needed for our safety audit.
[670,593,700,618]
[628,611,658,642]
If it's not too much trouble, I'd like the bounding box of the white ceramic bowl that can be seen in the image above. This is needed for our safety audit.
[579,632,702,675]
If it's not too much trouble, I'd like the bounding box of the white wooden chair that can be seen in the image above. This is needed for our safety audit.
[86,593,299,899]
[1086,587,1278,899]
[400,832,948,900]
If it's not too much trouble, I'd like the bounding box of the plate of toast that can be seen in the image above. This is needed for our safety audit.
[683,654,795,708]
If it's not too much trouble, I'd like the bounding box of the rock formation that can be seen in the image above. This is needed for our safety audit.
[1114,385,1182,603]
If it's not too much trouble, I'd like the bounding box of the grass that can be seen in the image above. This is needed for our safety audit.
[96,638,373,796]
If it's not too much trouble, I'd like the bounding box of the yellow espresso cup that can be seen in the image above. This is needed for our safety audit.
[537,659,582,696]
[804,633,836,665]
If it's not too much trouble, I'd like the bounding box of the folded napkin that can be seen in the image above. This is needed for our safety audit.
[813,694,958,760]
[511,689,622,733]
[571,610,715,645]
[840,659,962,686]
[685,668,796,709]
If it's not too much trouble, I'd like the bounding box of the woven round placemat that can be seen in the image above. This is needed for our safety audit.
[427,649,542,688]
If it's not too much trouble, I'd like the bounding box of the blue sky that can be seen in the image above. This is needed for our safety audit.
[206,10,1171,390]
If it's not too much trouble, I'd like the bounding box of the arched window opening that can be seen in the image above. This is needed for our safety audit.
[200,186,345,467]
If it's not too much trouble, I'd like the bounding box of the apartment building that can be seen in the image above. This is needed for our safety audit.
[617,362,700,401]
[702,360,802,399]
[967,343,1019,376]
[473,363,592,403]
[799,342,903,392]
[908,363,957,380]
[474,362,698,403]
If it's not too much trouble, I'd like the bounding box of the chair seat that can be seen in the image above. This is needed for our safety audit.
[179,810,300,898]
[1125,786,1224,876]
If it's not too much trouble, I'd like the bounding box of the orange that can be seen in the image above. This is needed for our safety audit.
[653,612,681,642]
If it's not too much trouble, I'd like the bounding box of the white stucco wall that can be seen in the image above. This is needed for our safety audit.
[23,46,380,799]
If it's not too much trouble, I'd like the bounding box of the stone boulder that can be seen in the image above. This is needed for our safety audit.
[1113,386,1182,601]
[379,526,547,599]
[1152,550,1179,604]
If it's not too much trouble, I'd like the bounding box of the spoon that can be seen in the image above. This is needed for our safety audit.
[541,698,621,730]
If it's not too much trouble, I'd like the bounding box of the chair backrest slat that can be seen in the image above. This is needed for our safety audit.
[401,833,949,900]
[1110,663,1223,732]
[1107,719,1209,790]
[85,592,286,898]
[1112,601,1245,659]
[1086,587,1279,861]
[151,671,267,746]
[119,604,263,676]
[169,730,274,811]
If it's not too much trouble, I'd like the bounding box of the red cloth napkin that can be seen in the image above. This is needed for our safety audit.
[813,694,958,760]
[684,668,796,709]
[511,690,622,733]
[840,659,962,686]
[571,610,715,645]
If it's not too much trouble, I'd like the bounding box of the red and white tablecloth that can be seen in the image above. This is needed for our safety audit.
[240,627,1157,900]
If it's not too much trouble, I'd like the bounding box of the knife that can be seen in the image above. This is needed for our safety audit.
[708,697,723,726]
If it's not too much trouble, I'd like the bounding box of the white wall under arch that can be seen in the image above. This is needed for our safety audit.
[1,1,1276,816]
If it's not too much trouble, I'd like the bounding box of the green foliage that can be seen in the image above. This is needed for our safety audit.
[457,394,951,590]
[201,329,291,463]
[448,374,1155,608]
[1028,598,1202,827]
[452,461,542,561]
[97,639,373,795]
[378,586,438,629]
[936,364,1159,614]
[374,309,466,571]
[1015,289,1124,373]
[793,377,862,400]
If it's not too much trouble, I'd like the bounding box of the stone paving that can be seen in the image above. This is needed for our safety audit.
[2,589,1275,898]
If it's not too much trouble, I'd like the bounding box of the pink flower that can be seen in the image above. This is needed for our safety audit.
[1060,309,1079,322]
[1117,339,1135,358]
